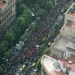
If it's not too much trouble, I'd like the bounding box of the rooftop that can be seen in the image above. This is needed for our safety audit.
[41,55,75,75]
[41,55,64,75]
[59,59,75,73]
[52,35,75,50]
[67,3,75,17]
[0,2,5,8]
[66,42,75,50]
[53,36,69,51]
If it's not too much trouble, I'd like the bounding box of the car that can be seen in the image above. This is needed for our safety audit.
[22,65,26,70]
[32,62,35,67]
[18,65,26,74]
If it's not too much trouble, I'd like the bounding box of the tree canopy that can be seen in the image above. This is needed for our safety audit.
[37,9,45,19]
[45,1,53,11]
[4,32,14,44]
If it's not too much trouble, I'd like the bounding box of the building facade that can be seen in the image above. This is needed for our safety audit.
[0,0,16,39]
[41,55,75,75]
[50,3,75,61]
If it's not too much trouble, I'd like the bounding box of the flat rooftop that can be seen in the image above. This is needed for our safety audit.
[53,36,69,51]
[41,55,64,75]
[41,55,75,75]
[0,2,5,8]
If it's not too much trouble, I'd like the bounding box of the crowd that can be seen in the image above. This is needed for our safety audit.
[1,0,69,75]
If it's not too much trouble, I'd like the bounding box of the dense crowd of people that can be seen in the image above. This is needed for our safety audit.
[1,0,69,75]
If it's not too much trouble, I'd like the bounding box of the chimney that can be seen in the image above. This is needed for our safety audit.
[66,65,70,75]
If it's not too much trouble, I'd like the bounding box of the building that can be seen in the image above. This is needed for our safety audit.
[0,0,16,38]
[41,3,75,75]
[50,3,75,62]
[41,55,75,75]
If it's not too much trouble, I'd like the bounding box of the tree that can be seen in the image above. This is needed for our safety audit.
[24,0,36,5]
[42,37,48,45]
[30,72,37,75]
[22,9,32,23]
[48,0,55,5]
[54,23,60,31]
[20,33,30,41]
[20,35,25,41]
[37,0,46,7]
[63,5,70,13]
[45,1,53,11]
[17,4,27,16]
[30,22,37,32]
[39,44,46,50]
[37,9,45,19]
[3,49,13,59]
[0,44,5,56]
[48,30,54,39]
[36,59,41,71]
[16,0,22,9]
[0,66,3,73]
[4,32,14,44]
[36,17,40,23]
[24,33,30,39]
[12,25,21,37]
[1,41,8,49]
[17,17,26,33]
[42,47,50,55]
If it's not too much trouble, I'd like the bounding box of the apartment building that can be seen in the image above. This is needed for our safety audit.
[0,0,16,38]
[41,55,75,75]
[50,3,75,62]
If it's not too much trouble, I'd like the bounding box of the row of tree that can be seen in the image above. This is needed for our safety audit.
[0,4,32,59]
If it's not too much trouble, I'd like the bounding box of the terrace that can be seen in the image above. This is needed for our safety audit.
[52,36,69,51]
[41,55,75,75]
[51,35,75,59]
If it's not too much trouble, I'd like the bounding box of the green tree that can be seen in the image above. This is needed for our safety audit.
[24,33,30,39]
[39,44,46,50]
[37,9,45,19]
[0,44,5,56]
[63,5,70,13]
[54,23,60,31]
[24,0,36,5]
[0,66,3,73]
[20,33,30,41]
[20,35,25,41]
[36,17,40,23]
[42,37,48,45]
[1,41,8,49]
[16,0,22,9]
[17,4,27,16]
[17,17,26,33]
[30,72,37,75]
[36,59,41,71]
[42,47,50,55]
[48,30,54,39]
[48,0,55,5]
[12,25,21,37]
[30,22,37,32]
[37,0,46,7]
[4,32,14,44]
[45,1,53,11]
[3,49,13,59]
[22,9,32,23]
